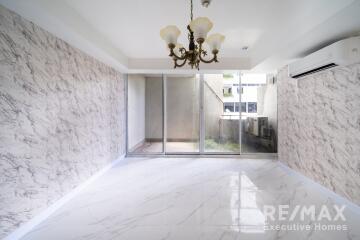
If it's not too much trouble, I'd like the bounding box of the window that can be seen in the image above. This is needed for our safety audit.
[235,102,240,112]
[248,102,257,113]
[224,102,234,112]
[241,102,246,112]
[223,87,233,97]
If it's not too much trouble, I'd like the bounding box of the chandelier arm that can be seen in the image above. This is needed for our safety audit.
[198,43,218,63]
[179,47,187,54]
[174,58,187,68]
[170,48,187,60]
[199,52,216,63]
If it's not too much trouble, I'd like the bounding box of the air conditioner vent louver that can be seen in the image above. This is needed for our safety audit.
[291,63,338,78]
[288,36,360,79]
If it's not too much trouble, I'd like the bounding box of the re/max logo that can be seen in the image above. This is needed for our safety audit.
[263,205,346,221]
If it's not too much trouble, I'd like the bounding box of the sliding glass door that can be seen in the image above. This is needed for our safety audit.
[203,74,240,153]
[127,73,277,155]
[165,75,200,153]
[240,74,277,153]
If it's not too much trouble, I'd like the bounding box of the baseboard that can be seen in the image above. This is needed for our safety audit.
[4,154,126,240]
[278,162,360,215]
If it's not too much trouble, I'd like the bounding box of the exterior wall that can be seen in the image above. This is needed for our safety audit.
[221,119,239,142]
[0,5,125,238]
[257,75,278,140]
[204,74,224,100]
[277,63,360,205]
[128,74,145,149]
[204,76,224,140]
[204,83,223,140]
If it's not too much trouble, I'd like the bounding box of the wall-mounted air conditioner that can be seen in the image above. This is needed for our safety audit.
[288,36,360,78]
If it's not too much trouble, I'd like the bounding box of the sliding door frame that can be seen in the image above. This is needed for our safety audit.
[199,74,205,154]
[239,73,242,154]
[125,74,129,154]
[162,74,166,154]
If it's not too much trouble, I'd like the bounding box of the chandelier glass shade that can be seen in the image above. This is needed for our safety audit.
[160,0,225,69]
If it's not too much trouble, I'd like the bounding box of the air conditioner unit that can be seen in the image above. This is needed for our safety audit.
[288,36,360,78]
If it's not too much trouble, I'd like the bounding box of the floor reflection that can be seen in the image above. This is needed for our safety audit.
[19,158,360,240]
[239,172,265,233]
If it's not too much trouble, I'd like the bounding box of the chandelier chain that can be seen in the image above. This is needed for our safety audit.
[190,0,193,21]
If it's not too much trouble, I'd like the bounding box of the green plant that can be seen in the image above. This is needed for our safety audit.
[223,74,234,79]
[223,92,233,97]
[205,139,239,151]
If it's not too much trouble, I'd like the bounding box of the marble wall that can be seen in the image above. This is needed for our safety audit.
[0,5,125,238]
[277,63,360,205]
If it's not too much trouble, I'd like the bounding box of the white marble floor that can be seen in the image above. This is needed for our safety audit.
[20,158,360,240]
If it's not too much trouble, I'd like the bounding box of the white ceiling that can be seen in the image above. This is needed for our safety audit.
[1,0,360,73]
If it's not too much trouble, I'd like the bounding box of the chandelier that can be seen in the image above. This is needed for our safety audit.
[160,0,225,70]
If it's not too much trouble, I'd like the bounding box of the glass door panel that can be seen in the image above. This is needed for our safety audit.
[240,74,277,153]
[204,74,240,153]
[165,75,200,153]
[128,74,163,154]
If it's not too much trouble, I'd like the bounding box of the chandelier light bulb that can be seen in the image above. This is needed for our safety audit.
[189,17,213,41]
[160,25,181,45]
[206,33,225,51]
